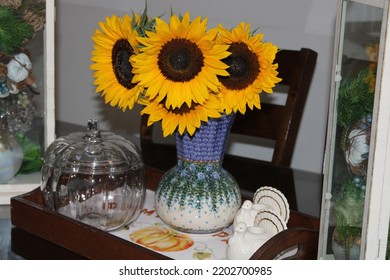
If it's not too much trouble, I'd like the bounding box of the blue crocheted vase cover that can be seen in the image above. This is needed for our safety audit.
[155,114,241,234]
[175,112,234,162]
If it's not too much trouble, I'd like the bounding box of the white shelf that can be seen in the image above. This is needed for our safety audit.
[0,172,41,205]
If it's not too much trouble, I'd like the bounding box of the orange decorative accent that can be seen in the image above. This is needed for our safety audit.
[141,208,155,216]
[130,226,194,252]
[212,231,229,238]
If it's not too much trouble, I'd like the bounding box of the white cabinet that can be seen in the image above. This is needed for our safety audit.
[319,0,390,260]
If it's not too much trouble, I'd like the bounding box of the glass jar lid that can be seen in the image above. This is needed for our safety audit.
[44,119,143,175]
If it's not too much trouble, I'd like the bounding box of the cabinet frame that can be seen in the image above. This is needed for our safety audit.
[319,0,390,260]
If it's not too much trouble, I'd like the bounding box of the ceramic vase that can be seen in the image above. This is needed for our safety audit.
[155,114,241,234]
[332,228,361,260]
[0,129,23,183]
[0,92,38,182]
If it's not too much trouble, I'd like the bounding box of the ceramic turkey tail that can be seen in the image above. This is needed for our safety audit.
[253,186,290,224]
[254,209,287,236]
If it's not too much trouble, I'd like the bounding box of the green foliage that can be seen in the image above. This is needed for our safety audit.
[0,6,34,54]
[132,2,157,38]
[337,68,375,128]
[17,133,43,174]
[333,177,365,243]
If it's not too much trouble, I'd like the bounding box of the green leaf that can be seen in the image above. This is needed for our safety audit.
[19,158,43,174]
[16,134,43,174]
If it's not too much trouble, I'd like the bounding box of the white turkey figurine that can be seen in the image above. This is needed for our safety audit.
[252,186,290,223]
[227,186,290,259]
[226,222,272,260]
[232,200,267,231]
[227,209,287,259]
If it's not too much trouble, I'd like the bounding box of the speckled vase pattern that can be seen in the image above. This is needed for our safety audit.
[155,114,241,234]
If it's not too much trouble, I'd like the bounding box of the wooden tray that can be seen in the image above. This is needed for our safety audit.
[10,167,320,260]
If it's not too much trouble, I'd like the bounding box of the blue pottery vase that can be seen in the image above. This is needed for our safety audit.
[155,114,241,234]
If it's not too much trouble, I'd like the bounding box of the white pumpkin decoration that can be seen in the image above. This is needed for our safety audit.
[7,53,32,83]
[6,53,36,95]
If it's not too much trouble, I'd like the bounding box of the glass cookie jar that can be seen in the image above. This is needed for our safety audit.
[41,119,145,231]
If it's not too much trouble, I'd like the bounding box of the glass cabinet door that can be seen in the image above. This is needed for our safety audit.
[0,1,55,205]
[319,0,390,260]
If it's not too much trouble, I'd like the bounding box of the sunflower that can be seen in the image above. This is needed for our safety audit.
[90,14,144,111]
[141,94,222,137]
[131,12,230,110]
[217,22,282,115]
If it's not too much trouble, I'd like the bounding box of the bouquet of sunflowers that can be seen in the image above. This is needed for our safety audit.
[91,7,281,137]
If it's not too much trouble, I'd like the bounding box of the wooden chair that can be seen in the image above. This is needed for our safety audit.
[228,48,318,166]
[140,48,318,191]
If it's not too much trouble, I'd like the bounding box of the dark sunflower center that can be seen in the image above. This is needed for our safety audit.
[158,38,204,82]
[220,42,260,90]
[112,39,135,89]
[169,102,197,115]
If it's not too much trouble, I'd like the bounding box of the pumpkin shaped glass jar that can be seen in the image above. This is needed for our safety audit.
[41,119,145,231]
